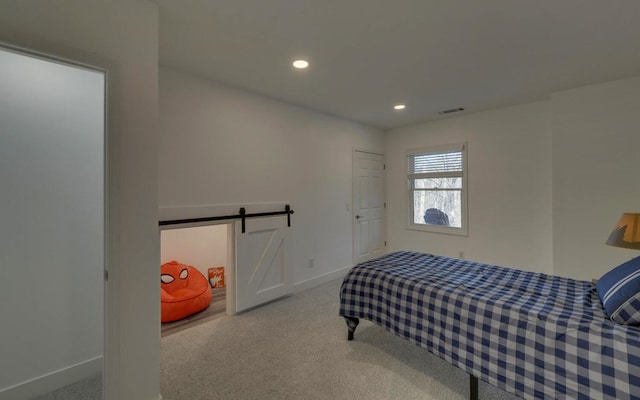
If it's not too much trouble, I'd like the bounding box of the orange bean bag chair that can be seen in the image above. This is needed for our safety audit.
[161,261,212,323]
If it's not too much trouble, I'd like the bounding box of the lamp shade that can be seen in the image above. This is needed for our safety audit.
[606,213,640,250]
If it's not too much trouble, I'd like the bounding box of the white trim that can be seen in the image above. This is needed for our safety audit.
[406,142,465,156]
[226,223,237,316]
[406,223,468,236]
[0,357,102,400]
[352,147,385,156]
[0,40,108,76]
[293,265,353,293]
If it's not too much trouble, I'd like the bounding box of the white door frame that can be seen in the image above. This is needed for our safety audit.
[0,41,108,399]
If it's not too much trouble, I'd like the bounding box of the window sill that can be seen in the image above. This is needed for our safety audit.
[406,224,468,237]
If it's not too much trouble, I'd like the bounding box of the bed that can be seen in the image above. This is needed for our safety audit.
[339,251,640,400]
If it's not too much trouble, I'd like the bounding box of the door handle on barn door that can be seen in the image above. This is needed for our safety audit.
[355,215,361,219]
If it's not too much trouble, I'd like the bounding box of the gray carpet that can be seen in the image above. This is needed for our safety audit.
[32,374,102,400]
[160,279,519,400]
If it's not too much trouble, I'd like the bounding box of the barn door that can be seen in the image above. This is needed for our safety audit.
[235,216,292,312]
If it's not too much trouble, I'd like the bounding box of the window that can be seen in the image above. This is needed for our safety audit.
[407,143,467,235]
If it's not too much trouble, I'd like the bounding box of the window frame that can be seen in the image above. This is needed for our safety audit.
[406,142,468,236]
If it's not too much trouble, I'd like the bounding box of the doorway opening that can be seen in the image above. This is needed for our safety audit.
[0,43,106,400]
[160,223,233,337]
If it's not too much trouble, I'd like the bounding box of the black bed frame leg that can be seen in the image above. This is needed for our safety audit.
[470,375,478,400]
[344,317,360,341]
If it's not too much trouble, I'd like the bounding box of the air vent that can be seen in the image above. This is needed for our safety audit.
[438,107,465,115]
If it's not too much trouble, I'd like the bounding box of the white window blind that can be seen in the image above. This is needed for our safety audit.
[410,151,463,175]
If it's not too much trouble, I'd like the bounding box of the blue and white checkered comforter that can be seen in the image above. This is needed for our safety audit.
[339,251,640,399]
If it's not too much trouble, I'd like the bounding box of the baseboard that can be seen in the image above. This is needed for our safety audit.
[0,356,102,400]
[293,264,353,293]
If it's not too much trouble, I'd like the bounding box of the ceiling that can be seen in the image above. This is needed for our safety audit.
[155,0,640,130]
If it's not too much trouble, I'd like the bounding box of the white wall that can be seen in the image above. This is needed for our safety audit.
[159,67,385,288]
[0,1,160,399]
[552,76,640,280]
[385,102,554,274]
[161,225,228,279]
[386,76,640,280]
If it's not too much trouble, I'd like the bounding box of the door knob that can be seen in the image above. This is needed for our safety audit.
[355,215,361,219]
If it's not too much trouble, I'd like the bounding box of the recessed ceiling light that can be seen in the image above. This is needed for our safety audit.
[394,104,406,110]
[293,59,309,69]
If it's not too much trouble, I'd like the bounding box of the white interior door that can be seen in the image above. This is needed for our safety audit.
[235,216,292,312]
[353,150,386,265]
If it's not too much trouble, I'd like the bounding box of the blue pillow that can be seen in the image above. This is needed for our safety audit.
[596,256,640,325]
